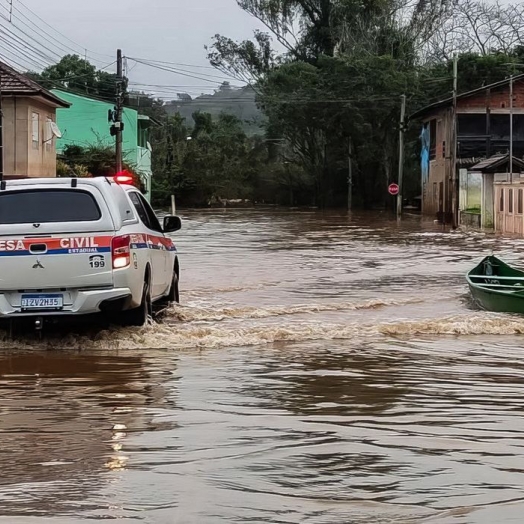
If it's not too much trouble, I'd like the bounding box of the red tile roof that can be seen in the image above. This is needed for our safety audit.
[0,61,70,108]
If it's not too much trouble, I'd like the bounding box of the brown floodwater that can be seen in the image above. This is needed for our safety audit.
[2,210,524,523]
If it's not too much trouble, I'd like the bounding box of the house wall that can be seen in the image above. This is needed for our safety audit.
[26,99,58,177]
[420,80,524,218]
[458,82,524,111]
[52,90,153,202]
[422,108,451,217]
[2,97,57,178]
[52,90,138,161]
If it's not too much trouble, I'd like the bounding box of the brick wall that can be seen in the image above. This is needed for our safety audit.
[458,81,524,111]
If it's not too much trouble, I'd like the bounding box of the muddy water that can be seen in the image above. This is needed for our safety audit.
[2,211,524,523]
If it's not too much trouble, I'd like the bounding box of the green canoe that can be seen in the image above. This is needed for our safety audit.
[467,255,524,313]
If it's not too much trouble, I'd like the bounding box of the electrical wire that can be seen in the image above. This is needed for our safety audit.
[0,5,62,62]
[128,57,246,85]
[126,56,221,71]
[0,21,56,65]
[0,35,50,70]
[12,0,113,62]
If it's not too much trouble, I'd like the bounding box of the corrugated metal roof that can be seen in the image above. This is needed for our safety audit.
[471,154,524,172]
[0,61,70,108]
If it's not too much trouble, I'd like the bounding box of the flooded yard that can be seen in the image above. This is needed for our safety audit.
[1,210,524,523]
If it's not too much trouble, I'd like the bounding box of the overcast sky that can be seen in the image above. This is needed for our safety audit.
[20,0,264,98]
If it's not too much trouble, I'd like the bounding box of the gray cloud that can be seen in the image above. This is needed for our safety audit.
[21,0,263,97]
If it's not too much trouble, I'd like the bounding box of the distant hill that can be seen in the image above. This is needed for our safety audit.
[165,83,264,135]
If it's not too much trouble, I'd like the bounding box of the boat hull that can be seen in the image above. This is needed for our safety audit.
[468,282,524,314]
[466,255,524,314]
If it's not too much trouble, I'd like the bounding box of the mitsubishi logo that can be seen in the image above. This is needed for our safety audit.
[32,258,44,269]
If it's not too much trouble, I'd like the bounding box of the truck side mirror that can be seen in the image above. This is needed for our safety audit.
[163,215,182,233]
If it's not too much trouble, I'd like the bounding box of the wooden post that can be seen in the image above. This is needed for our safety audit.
[0,68,3,182]
[171,194,176,215]
[486,88,491,158]
[510,75,514,183]
[347,137,352,211]
[397,94,406,218]
[451,54,458,228]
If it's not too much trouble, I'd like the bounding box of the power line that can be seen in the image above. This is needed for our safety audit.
[0,21,56,65]
[9,10,92,63]
[126,56,220,71]
[0,6,63,63]
[128,57,246,85]
[12,0,112,62]
[129,81,245,89]
[0,35,50,70]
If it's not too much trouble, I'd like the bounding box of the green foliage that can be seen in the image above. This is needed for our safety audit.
[27,54,125,102]
[150,112,299,207]
[257,54,420,206]
[59,144,146,191]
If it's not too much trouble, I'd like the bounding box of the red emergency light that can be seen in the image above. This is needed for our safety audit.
[113,171,135,185]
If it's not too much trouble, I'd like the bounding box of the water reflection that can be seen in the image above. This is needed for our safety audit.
[245,342,409,417]
[0,351,174,518]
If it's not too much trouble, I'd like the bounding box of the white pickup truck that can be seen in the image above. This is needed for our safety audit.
[0,175,181,328]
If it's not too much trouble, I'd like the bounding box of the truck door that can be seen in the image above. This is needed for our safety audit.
[127,191,167,298]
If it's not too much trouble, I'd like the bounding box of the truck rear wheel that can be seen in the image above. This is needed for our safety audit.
[122,278,152,327]
[167,270,179,303]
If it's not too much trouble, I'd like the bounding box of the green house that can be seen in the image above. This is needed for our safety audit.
[52,89,153,200]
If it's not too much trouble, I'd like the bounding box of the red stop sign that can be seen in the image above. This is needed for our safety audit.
[388,183,399,196]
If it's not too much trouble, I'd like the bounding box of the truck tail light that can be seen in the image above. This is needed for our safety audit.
[112,235,130,269]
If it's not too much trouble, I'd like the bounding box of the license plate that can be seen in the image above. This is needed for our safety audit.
[21,294,63,310]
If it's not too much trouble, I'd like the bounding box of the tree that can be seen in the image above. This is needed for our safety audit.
[207,31,277,83]
[59,144,146,191]
[27,55,124,102]
[425,0,524,62]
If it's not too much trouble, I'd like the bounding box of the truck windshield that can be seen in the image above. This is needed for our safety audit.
[0,189,102,224]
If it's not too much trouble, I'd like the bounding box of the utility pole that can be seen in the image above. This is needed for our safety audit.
[115,49,123,173]
[8,0,12,23]
[0,69,4,182]
[347,137,352,211]
[510,74,514,183]
[397,94,406,218]
[451,54,458,228]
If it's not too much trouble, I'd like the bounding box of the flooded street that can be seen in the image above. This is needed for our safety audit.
[3,210,524,523]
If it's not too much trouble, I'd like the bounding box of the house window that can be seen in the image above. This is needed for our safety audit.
[45,117,53,152]
[433,182,437,200]
[31,112,39,150]
[518,189,523,215]
[500,188,505,212]
[429,119,436,160]
[509,188,514,214]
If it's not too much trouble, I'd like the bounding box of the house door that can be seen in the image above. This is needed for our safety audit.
[438,182,444,214]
